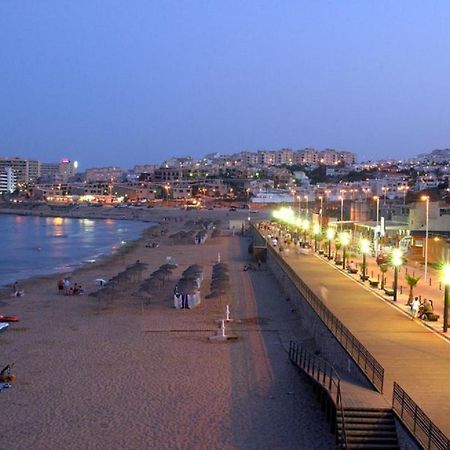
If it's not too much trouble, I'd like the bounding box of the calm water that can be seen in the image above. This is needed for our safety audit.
[0,215,151,287]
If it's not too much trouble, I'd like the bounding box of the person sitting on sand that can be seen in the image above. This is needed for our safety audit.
[0,365,16,383]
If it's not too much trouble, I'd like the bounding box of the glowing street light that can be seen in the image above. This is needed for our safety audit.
[442,264,450,332]
[339,195,344,231]
[421,195,429,283]
[391,248,403,302]
[304,195,309,218]
[339,231,351,269]
[326,227,335,260]
[360,238,371,281]
[302,219,310,243]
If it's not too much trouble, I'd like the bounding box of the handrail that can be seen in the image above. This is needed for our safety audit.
[393,382,450,450]
[253,224,385,393]
[289,340,348,449]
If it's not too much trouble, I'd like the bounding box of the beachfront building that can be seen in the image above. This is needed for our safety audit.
[0,167,17,194]
[0,157,41,184]
[251,189,294,204]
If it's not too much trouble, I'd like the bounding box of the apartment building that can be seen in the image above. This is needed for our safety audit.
[0,167,16,193]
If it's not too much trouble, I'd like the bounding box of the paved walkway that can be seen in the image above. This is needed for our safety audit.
[269,240,450,437]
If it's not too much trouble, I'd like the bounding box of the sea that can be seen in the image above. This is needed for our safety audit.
[0,214,151,287]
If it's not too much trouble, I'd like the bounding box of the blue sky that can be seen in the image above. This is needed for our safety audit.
[1,1,450,169]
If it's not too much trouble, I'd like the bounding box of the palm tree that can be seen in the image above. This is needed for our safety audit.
[379,263,388,290]
[405,274,421,305]
[334,241,342,263]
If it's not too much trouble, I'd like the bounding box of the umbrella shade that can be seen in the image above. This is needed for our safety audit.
[176,279,198,294]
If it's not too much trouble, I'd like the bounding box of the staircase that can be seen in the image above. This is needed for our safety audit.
[337,408,399,449]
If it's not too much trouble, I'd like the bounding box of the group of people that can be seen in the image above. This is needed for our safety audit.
[410,297,434,320]
[57,278,84,296]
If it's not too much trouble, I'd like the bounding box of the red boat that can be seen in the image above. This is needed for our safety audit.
[0,315,19,323]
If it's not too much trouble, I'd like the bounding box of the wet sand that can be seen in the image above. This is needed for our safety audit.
[0,207,336,450]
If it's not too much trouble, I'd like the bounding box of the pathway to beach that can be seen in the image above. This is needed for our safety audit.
[0,209,335,450]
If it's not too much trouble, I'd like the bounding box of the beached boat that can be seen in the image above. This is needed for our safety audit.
[0,315,18,323]
[0,323,9,332]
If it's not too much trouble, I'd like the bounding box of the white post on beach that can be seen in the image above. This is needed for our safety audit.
[220,319,226,338]
[218,252,221,263]
[225,305,232,322]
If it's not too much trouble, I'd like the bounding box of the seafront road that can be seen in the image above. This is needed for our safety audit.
[279,247,450,437]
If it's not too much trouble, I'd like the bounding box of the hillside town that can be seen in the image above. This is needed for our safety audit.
[1,147,450,268]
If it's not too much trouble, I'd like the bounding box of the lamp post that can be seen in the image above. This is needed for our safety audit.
[340,195,344,231]
[373,195,380,256]
[340,231,350,269]
[442,264,450,333]
[421,195,429,283]
[360,238,370,281]
[313,223,321,252]
[326,228,335,260]
[304,195,309,219]
[391,248,403,302]
[318,195,324,227]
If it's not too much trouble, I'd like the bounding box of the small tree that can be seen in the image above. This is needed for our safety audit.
[405,274,421,305]
[379,263,388,289]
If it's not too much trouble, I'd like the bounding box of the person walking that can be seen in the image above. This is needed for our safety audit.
[411,297,420,320]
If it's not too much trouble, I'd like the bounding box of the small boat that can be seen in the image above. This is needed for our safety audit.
[0,315,18,323]
[0,323,9,332]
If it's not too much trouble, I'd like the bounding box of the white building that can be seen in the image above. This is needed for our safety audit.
[0,167,17,193]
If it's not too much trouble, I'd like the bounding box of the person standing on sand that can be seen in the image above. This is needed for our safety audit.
[57,279,64,294]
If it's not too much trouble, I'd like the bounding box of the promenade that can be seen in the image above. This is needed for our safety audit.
[278,246,450,437]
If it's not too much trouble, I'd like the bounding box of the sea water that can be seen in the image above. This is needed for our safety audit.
[0,214,151,287]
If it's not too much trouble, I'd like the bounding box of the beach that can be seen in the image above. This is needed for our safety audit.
[0,206,335,450]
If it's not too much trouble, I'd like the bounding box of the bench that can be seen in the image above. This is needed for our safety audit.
[368,279,379,288]
[347,267,358,274]
[360,274,369,281]
[384,288,395,297]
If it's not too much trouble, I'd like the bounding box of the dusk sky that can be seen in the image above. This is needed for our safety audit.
[2,1,450,170]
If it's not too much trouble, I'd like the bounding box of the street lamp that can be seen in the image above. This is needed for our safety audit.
[421,195,429,283]
[340,195,344,231]
[360,238,371,281]
[304,195,309,219]
[326,227,335,260]
[339,231,351,269]
[373,196,380,256]
[318,196,324,227]
[441,263,450,332]
[391,248,403,302]
[313,223,321,252]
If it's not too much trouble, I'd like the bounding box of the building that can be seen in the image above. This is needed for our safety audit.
[40,162,60,182]
[58,158,78,182]
[85,167,125,183]
[0,167,16,194]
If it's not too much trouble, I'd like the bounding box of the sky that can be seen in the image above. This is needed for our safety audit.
[1,1,450,170]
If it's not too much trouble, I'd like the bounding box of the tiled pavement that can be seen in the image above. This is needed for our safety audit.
[279,248,450,437]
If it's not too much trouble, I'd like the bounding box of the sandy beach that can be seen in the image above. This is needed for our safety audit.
[0,206,335,450]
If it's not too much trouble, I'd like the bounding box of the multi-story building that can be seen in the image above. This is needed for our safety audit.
[58,158,78,182]
[153,167,184,182]
[40,162,60,182]
[0,157,29,183]
[0,167,16,194]
[85,167,125,183]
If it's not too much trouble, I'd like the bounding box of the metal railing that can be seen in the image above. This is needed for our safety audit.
[262,231,385,393]
[393,382,450,450]
[289,340,348,449]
